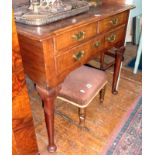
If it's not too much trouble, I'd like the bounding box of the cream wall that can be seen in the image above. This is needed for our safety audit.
[125,0,142,42]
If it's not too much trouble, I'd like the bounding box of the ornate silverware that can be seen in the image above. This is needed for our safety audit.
[14,0,89,26]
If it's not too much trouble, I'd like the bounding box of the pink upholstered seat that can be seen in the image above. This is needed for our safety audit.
[57,65,107,126]
[58,66,107,107]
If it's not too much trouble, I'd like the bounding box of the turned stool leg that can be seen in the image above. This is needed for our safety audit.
[78,108,86,127]
[99,85,106,104]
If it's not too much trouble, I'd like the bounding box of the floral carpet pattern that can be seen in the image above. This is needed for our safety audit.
[105,97,142,155]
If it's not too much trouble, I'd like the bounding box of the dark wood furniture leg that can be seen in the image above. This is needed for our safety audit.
[100,52,107,103]
[36,85,61,153]
[112,46,125,95]
[100,52,105,70]
[99,85,106,104]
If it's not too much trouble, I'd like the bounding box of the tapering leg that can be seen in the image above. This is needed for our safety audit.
[78,108,86,127]
[36,85,61,153]
[99,85,107,104]
[100,51,105,70]
[112,46,125,95]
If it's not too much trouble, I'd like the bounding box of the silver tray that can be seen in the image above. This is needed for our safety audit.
[14,0,89,26]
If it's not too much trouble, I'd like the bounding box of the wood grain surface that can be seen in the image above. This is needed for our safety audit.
[12,12,39,155]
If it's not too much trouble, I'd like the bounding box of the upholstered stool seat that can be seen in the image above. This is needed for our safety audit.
[58,66,107,127]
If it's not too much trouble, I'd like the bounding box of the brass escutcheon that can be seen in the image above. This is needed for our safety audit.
[93,41,101,48]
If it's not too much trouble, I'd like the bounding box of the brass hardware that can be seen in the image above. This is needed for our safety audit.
[93,41,101,48]
[72,31,85,41]
[73,50,85,61]
[109,18,119,25]
[106,34,116,42]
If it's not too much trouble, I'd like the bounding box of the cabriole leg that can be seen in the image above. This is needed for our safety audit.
[36,85,61,153]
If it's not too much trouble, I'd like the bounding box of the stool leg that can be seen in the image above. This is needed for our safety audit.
[99,85,106,104]
[78,108,86,127]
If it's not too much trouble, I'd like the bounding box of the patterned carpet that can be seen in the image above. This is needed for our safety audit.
[127,55,142,71]
[102,96,142,155]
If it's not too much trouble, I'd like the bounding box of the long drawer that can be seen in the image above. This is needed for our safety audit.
[98,11,128,33]
[56,35,105,75]
[54,22,97,51]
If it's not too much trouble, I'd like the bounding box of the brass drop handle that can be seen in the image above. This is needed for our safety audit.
[73,50,85,61]
[93,41,101,48]
[109,18,119,25]
[106,34,116,42]
[72,31,85,41]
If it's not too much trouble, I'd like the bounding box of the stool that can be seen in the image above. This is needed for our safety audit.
[58,66,107,127]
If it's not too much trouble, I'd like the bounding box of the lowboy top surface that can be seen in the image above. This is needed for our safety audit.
[16,3,134,40]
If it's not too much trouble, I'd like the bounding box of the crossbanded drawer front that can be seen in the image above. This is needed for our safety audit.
[55,22,97,51]
[56,36,104,75]
[98,11,128,33]
[104,26,126,49]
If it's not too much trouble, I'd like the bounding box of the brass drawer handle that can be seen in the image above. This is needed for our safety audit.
[73,50,85,61]
[106,34,116,42]
[72,31,85,41]
[93,41,101,48]
[109,18,119,26]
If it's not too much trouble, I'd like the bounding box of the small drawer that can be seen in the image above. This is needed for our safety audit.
[104,26,126,49]
[55,22,97,51]
[56,36,104,75]
[98,11,128,33]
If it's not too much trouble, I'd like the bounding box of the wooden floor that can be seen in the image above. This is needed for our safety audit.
[27,44,142,155]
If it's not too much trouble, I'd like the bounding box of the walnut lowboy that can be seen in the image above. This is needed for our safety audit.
[16,3,134,152]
